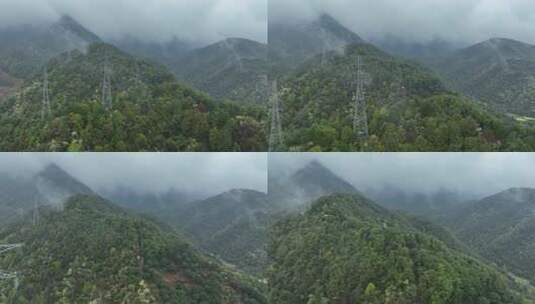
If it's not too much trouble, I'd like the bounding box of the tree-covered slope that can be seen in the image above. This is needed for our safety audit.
[173,189,272,276]
[0,163,94,227]
[0,42,267,151]
[173,38,269,104]
[445,188,535,284]
[269,14,364,73]
[433,38,535,117]
[267,194,532,304]
[0,194,267,304]
[276,42,535,151]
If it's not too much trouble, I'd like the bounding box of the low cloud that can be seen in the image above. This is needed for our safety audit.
[270,0,535,45]
[270,153,535,199]
[0,153,267,196]
[0,0,267,44]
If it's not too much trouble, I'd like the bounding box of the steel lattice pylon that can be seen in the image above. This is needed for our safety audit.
[102,57,113,110]
[352,55,369,140]
[268,79,284,152]
[41,67,51,120]
[0,243,23,290]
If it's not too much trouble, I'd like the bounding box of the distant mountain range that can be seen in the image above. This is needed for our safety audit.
[431,38,535,116]
[0,163,94,226]
[2,161,535,301]
[171,38,268,103]
[1,13,535,151]
[0,15,100,78]
[269,14,364,74]
[444,187,535,284]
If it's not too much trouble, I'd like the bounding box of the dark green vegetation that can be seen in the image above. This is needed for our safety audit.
[275,41,535,151]
[0,194,267,304]
[3,161,535,303]
[443,188,535,285]
[0,42,267,151]
[267,194,533,304]
[174,190,272,275]
[433,38,535,117]
[172,38,269,104]
[2,14,535,151]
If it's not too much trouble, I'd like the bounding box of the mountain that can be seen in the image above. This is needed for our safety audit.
[172,38,269,103]
[0,15,101,79]
[433,38,535,117]
[0,42,267,151]
[269,160,359,208]
[275,37,535,151]
[269,14,364,72]
[102,187,201,220]
[267,193,533,303]
[174,189,272,275]
[0,163,93,226]
[113,36,195,66]
[164,160,360,276]
[372,35,461,62]
[0,194,267,303]
[364,185,475,216]
[444,187,535,284]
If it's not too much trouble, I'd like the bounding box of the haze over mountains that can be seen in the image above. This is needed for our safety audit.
[2,154,535,302]
[2,8,535,151]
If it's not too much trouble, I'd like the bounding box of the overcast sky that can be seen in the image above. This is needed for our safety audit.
[270,153,535,199]
[270,0,535,45]
[0,153,267,195]
[0,0,267,44]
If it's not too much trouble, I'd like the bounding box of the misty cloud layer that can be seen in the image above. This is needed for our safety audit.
[0,153,267,196]
[270,0,535,45]
[0,0,267,44]
[270,153,535,199]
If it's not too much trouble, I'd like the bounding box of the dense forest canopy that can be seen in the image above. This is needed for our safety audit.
[0,195,267,304]
[0,43,267,152]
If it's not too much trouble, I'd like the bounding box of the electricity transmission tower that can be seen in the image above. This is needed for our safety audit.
[0,243,23,290]
[268,80,284,152]
[352,56,369,140]
[101,57,113,110]
[41,67,51,120]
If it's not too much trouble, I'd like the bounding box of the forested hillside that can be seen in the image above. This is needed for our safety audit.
[274,42,535,151]
[267,194,533,303]
[444,188,535,285]
[174,189,272,275]
[173,38,269,103]
[0,42,267,151]
[0,194,267,303]
[433,38,535,117]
